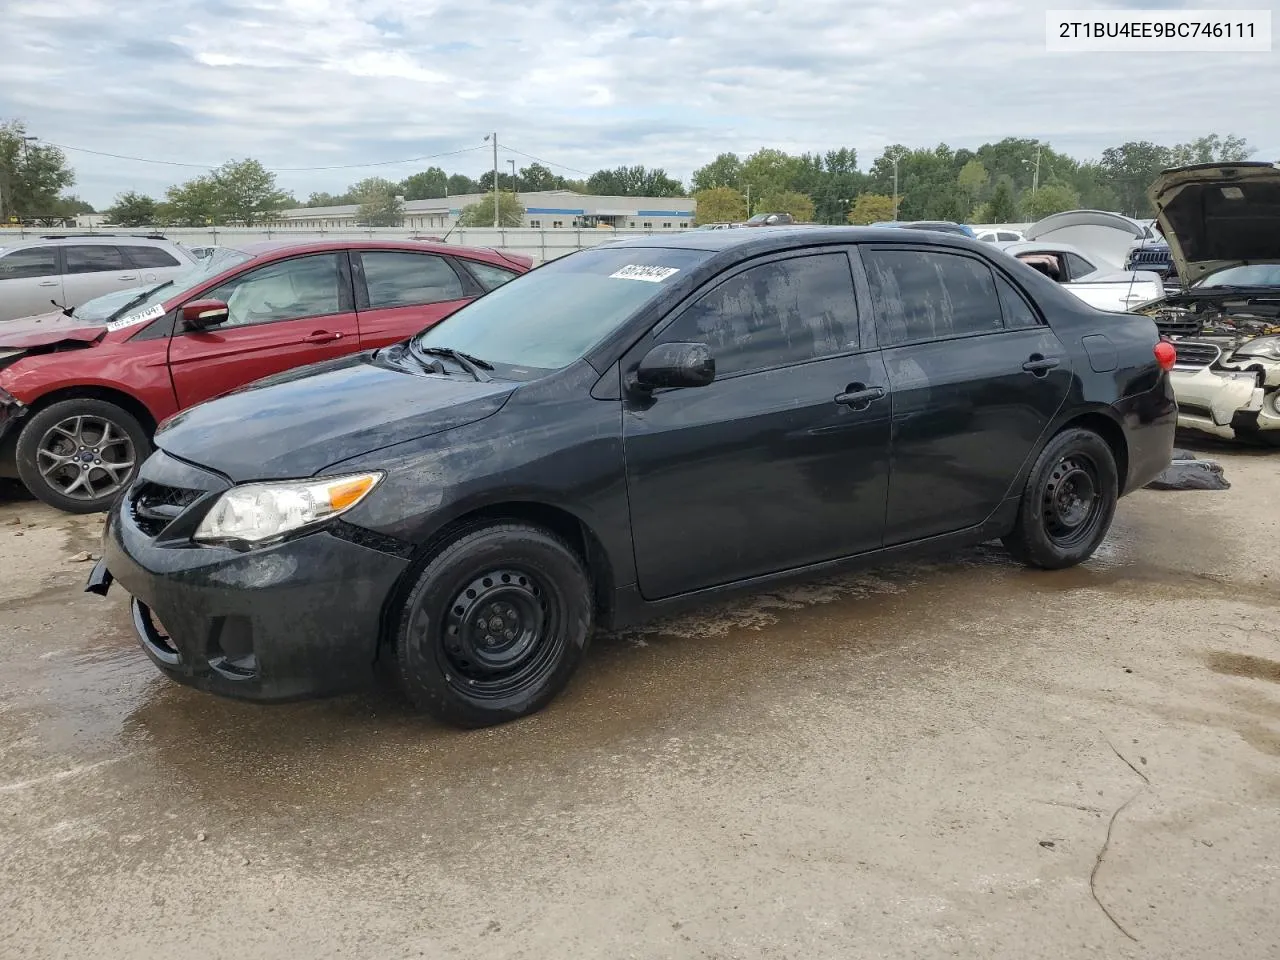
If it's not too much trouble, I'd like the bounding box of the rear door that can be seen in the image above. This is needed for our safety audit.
[167,252,359,408]
[61,244,144,308]
[119,243,190,287]
[858,244,1072,544]
[0,244,63,320]
[351,250,478,349]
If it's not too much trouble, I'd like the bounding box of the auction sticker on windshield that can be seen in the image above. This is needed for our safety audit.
[106,303,166,333]
[609,264,681,283]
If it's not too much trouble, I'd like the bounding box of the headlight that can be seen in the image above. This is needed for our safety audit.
[1232,336,1280,361]
[194,472,383,546]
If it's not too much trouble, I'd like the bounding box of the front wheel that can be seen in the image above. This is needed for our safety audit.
[1002,428,1118,570]
[15,398,151,514]
[394,522,594,727]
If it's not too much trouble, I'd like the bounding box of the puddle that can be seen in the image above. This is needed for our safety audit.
[1207,651,1280,685]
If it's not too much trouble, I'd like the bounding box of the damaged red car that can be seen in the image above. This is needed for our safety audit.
[0,239,530,512]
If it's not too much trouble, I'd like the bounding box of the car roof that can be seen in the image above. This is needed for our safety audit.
[600,224,989,256]
[230,237,519,264]
[0,233,179,251]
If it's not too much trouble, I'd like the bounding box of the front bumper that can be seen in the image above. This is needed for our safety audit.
[92,453,410,702]
[0,389,27,477]
[1170,367,1280,440]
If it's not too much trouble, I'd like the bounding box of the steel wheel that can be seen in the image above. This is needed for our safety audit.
[437,567,565,700]
[1041,453,1104,548]
[35,414,136,503]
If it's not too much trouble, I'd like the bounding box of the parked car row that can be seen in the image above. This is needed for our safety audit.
[0,239,531,511]
[79,224,1176,727]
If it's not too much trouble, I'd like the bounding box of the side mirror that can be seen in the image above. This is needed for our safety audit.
[181,299,230,330]
[635,342,715,390]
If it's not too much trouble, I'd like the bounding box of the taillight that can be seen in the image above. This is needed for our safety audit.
[1154,340,1176,371]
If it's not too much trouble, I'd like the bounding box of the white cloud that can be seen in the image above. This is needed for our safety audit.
[0,0,1275,206]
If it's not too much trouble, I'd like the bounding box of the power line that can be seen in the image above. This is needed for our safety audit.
[33,140,490,173]
[500,144,591,176]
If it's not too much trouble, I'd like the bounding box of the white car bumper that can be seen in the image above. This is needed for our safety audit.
[1170,365,1280,439]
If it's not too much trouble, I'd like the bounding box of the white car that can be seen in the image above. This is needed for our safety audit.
[974,228,1026,242]
[1136,162,1280,443]
[996,240,1165,313]
[0,235,197,322]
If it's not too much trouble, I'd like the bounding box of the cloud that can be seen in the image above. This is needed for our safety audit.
[1,0,1275,206]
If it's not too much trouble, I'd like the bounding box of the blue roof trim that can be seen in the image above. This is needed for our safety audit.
[525,207,586,215]
[636,210,692,217]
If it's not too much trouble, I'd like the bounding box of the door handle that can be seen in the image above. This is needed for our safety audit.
[38,280,58,287]
[1022,355,1060,377]
[118,274,138,281]
[834,383,886,410]
[302,331,343,344]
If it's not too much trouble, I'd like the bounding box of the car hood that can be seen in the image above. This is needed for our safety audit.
[154,352,517,482]
[0,309,105,350]
[1148,162,1280,287]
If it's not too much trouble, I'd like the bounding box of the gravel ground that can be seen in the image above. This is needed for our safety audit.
[0,445,1277,960]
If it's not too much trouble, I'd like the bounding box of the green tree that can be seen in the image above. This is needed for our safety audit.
[400,167,449,200]
[447,173,480,195]
[1020,182,1081,221]
[304,190,350,207]
[517,163,565,191]
[54,195,94,215]
[1168,133,1252,166]
[0,120,76,221]
[163,174,222,225]
[758,189,815,222]
[740,148,802,208]
[691,152,743,192]
[847,193,896,225]
[693,186,746,224]
[211,158,292,224]
[1098,140,1172,217]
[458,191,524,227]
[104,191,157,226]
[585,165,685,197]
[985,178,1020,222]
[351,177,403,226]
[957,159,989,209]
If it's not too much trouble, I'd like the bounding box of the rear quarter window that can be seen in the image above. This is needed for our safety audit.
[123,246,182,269]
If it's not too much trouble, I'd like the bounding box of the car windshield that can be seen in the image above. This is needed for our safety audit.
[411,246,710,377]
[69,247,253,321]
[1195,264,1280,289]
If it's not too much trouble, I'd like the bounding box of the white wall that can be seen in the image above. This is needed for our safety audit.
[5,225,683,265]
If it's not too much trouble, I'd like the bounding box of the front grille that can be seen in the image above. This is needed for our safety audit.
[1171,340,1221,368]
[129,481,202,537]
[1155,312,1202,338]
[1131,249,1171,266]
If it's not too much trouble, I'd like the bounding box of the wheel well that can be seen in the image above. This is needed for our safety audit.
[376,501,616,654]
[1057,412,1129,493]
[25,387,158,435]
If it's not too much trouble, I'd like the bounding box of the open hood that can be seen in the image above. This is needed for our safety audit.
[1024,209,1148,267]
[1148,162,1280,287]
[0,310,105,351]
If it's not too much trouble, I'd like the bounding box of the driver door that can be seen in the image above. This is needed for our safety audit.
[167,253,359,408]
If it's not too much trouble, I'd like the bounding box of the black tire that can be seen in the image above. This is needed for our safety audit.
[395,522,594,728]
[15,398,151,514]
[1002,428,1118,570]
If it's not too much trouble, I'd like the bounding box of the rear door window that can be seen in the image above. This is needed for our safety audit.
[122,245,181,269]
[1066,253,1097,279]
[658,252,859,377]
[461,259,519,291]
[0,246,59,280]
[64,245,128,274]
[863,248,1003,344]
[358,251,466,308]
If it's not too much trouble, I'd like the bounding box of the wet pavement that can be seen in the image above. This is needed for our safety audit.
[1,447,1278,959]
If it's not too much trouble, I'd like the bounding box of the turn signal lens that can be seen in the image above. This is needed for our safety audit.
[328,475,378,511]
[1154,340,1176,371]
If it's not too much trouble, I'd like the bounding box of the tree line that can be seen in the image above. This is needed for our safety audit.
[1,117,1257,229]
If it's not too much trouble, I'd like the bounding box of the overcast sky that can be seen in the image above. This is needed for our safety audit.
[2,0,1277,207]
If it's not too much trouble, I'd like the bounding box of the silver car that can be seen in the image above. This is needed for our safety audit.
[0,235,197,322]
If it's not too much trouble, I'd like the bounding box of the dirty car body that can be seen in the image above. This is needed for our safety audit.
[91,226,1176,726]
[1138,162,1280,442]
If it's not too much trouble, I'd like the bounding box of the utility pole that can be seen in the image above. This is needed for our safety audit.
[745,183,751,218]
[1033,142,1042,196]
[483,133,499,228]
[890,150,904,221]
[508,159,517,194]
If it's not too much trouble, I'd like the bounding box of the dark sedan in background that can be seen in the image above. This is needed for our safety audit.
[90,227,1176,727]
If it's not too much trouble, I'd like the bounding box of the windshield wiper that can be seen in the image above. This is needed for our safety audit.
[413,345,494,382]
[106,280,174,322]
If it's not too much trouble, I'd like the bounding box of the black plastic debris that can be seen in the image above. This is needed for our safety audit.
[1145,451,1230,491]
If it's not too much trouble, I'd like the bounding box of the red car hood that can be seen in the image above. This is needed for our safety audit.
[0,311,106,350]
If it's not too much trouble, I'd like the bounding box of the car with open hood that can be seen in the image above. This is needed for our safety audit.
[0,239,530,512]
[1136,161,1280,442]
[86,226,1176,728]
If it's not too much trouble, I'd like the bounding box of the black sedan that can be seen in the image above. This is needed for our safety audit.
[89,227,1177,727]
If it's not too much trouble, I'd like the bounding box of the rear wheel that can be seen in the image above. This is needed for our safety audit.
[15,398,150,514]
[394,522,594,727]
[1002,428,1118,570]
